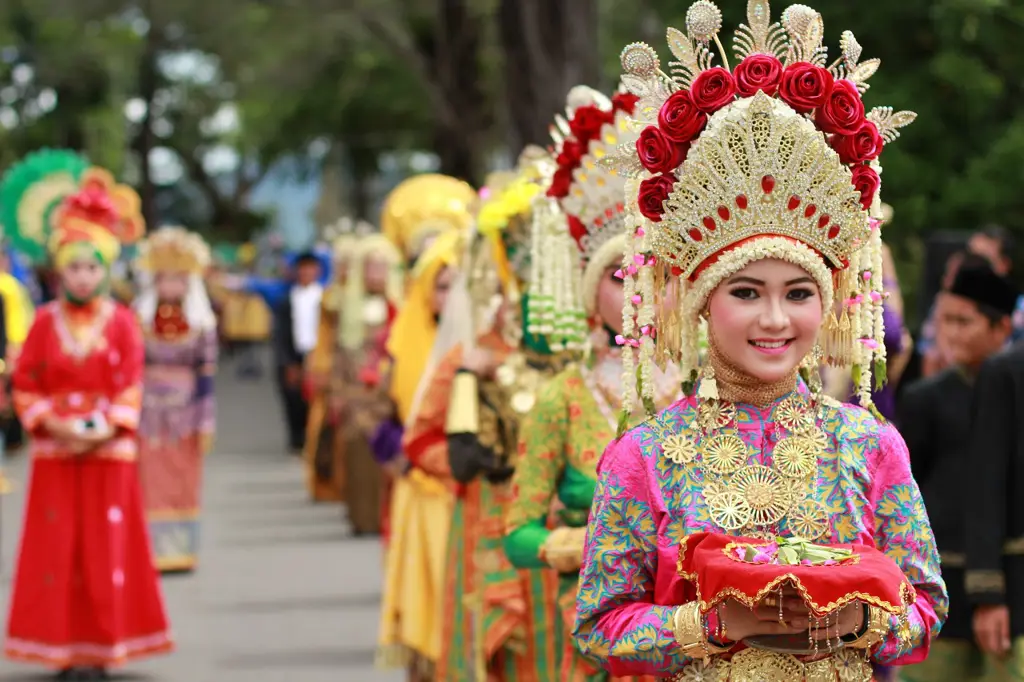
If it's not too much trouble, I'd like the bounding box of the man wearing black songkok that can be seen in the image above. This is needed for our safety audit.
[899,261,1018,681]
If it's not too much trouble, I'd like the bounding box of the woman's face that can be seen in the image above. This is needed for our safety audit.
[155,272,189,302]
[595,265,625,334]
[364,254,389,295]
[706,258,823,382]
[431,265,454,317]
[62,257,106,301]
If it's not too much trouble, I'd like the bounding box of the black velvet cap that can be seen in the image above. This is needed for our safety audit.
[949,262,1019,316]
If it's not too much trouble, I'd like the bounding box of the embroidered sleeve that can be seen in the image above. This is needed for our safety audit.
[12,308,52,432]
[870,423,948,664]
[195,328,218,435]
[573,435,688,676]
[108,311,145,432]
[402,346,462,478]
[504,372,569,569]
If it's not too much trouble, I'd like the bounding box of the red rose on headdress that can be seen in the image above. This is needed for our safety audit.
[636,126,687,174]
[690,67,737,113]
[850,164,880,211]
[734,54,784,97]
[657,91,708,143]
[613,92,640,114]
[570,105,613,142]
[815,79,865,135]
[557,139,585,168]
[547,166,574,198]
[637,173,677,222]
[778,62,834,113]
[831,120,884,165]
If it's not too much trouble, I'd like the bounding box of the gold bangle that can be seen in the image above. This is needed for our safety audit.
[672,603,731,661]
[445,372,479,435]
[846,605,889,650]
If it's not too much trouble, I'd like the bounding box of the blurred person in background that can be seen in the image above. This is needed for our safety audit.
[302,231,352,503]
[919,226,1021,377]
[328,232,403,532]
[0,154,172,679]
[133,227,218,573]
[898,262,1018,682]
[964,307,1024,681]
[376,174,476,682]
[272,251,324,455]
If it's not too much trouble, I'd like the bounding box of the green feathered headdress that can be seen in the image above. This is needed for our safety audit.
[0,149,91,264]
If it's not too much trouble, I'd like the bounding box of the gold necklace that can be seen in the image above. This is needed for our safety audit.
[661,369,831,541]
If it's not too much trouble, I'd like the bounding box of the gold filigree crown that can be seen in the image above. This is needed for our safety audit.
[609,0,916,416]
[135,226,210,275]
[604,0,915,279]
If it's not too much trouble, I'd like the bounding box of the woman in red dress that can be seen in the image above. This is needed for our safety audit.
[0,152,172,680]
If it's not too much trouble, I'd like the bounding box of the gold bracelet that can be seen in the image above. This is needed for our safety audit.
[445,372,480,434]
[672,602,732,661]
[845,605,889,650]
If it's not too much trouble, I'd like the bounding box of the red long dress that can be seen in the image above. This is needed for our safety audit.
[5,299,173,668]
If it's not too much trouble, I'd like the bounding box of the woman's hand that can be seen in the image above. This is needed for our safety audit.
[43,415,79,442]
[720,594,865,642]
[718,597,809,641]
[461,349,499,379]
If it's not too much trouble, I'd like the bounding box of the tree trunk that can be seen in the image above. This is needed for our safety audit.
[429,0,489,184]
[137,22,159,229]
[497,0,602,151]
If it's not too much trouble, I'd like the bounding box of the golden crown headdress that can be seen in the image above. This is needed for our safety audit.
[380,174,476,262]
[135,226,211,275]
[606,0,916,414]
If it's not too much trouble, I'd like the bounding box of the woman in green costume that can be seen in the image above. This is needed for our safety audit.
[502,88,682,682]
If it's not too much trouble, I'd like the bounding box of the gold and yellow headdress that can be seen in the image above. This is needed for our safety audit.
[379,174,476,263]
[135,226,211,275]
[605,0,916,412]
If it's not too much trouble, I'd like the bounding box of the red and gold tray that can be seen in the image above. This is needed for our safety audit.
[677,532,914,618]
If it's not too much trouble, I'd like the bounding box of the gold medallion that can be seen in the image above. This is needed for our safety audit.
[732,465,792,526]
[703,433,747,475]
[662,432,697,464]
[773,436,818,479]
[706,489,751,531]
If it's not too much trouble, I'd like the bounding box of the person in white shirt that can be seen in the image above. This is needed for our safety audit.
[273,252,324,454]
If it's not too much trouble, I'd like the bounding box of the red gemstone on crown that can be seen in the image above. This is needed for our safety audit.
[788,196,800,211]
[717,206,730,221]
[688,228,703,241]
[762,176,775,194]
[828,225,840,239]
[703,217,716,231]
[736,195,748,210]
[818,215,830,229]
[805,204,817,218]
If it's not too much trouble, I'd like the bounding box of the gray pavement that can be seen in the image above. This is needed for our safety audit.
[0,351,404,682]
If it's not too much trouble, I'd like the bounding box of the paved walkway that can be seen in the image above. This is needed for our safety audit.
[0,351,403,682]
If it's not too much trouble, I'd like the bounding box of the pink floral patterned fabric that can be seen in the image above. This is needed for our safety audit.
[574,387,948,678]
